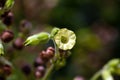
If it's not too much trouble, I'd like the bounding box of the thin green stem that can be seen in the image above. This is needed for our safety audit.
[52,39,60,62]
[90,70,101,80]
[42,64,54,80]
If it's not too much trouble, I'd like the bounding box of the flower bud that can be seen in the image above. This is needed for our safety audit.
[24,32,50,46]
[35,70,44,79]
[1,30,14,43]
[34,57,45,67]
[21,64,31,76]
[2,11,13,26]
[40,51,49,61]
[40,48,54,61]
[47,47,55,52]
[13,37,24,50]
[36,66,45,73]
[46,47,54,58]
[35,66,45,78]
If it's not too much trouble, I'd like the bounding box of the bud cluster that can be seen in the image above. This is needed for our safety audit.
[33,47,55,79]
[0,11,31,52]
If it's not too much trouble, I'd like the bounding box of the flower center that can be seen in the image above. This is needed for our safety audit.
[61,36,68,43]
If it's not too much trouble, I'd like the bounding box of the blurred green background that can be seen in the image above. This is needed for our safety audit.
[5,0,120,80]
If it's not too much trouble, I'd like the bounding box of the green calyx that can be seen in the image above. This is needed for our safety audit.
[50,27,60,38]
[24,32,50,46]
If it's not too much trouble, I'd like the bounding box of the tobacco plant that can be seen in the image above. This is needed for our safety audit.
[0,0,120,80]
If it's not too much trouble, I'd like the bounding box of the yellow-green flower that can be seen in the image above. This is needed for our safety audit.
[54,28,76,50]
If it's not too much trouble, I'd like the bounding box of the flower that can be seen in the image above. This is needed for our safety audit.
[24,32,50,46]
[54,28,76,50]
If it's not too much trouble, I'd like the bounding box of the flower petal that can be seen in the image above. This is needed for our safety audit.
[54,28,76,50]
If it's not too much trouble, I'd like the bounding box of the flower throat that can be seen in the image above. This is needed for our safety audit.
[61,36,68,43]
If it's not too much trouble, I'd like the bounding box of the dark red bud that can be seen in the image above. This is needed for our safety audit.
[1,30,14,43]
[34,57,45,67]
[35,70,44,79]
[47,47,55,52]
[13,38,24,50]
[46,49,54,58]
[21,64,31,76]
[40,51,49,61]
[36,66,45,73]
[2,12,13,26]
[35,66,45,78]
[40,47,55,60]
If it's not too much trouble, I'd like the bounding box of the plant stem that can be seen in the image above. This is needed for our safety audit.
[42,64,54,80]
[41,39,58,80]
[90,70,101,80]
